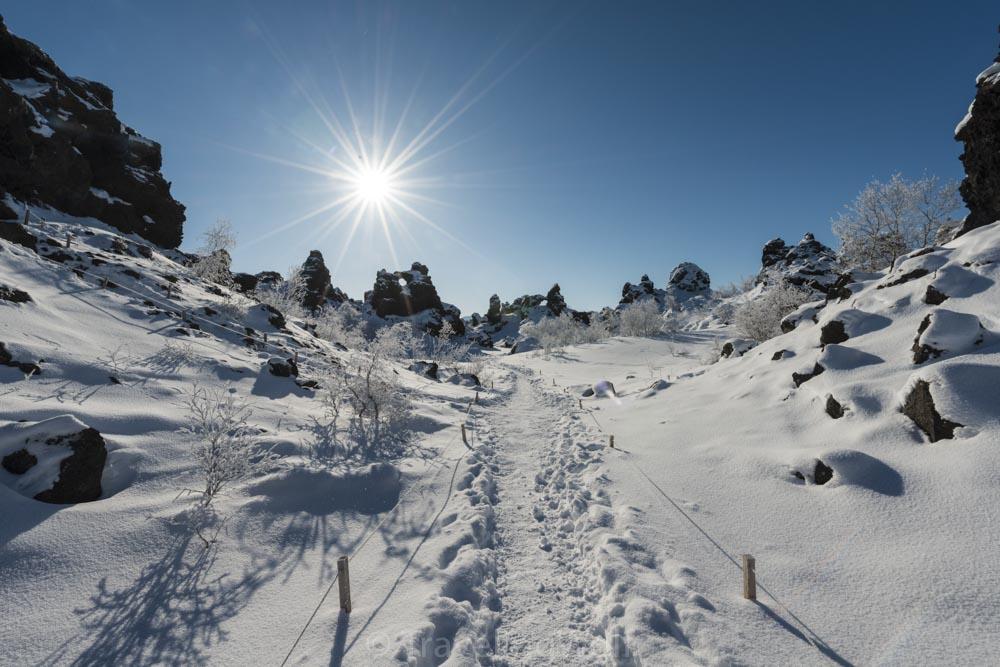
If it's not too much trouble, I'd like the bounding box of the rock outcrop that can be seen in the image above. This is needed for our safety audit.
[756,233,841,293]
[667,262,710,294]
[0,16,185,248]
[365,261,465,335]
[299,250,347,312]
[545,284,567,317]
[955,27,1000,236]
[902,379,962,442]
[620,274,656,305]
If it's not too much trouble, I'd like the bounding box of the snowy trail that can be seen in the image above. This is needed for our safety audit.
[490,371,610,664]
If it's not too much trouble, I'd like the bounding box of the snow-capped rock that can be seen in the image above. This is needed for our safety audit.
[755,232,843,294]
[955,28,1000,236]
[0,17,185,248]
[667,262,711,295]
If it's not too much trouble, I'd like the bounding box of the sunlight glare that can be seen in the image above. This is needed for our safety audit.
[354,165,394,205]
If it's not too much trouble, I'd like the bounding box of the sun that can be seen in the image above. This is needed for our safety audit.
[353,165,394,205]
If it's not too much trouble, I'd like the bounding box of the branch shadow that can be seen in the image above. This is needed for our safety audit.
[43,530,272,667]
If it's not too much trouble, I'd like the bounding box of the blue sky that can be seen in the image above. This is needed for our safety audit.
[4,1,997,314]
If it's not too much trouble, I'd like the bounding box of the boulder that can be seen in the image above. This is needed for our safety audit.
[0,284,31,303]
[0,18,185,248]
[819,320,849,347]
[760,238,788,270]
[901,379,962,442]
[720,338,756,359]
[954,28,1000,236]
[792,362,825,387]
[266,357,299,378]
[0,341,40,375]
[408,361,439,380]
[911,310,985,364]
[0,416,107,503]
[924,285,949,305]
[825,395,845,419]
[583,380,616,398]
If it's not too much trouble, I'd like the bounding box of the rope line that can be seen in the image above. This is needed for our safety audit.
[10,212,307,361]
[563,384,840,659]
[278,395,480,667]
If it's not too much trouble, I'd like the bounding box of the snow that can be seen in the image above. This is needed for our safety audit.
[89,187,130,206]
[3,77,51,99]
[975,61,1000,86]
[2,208,1000,665]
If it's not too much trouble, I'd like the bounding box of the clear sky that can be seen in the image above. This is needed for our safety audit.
[4,1,998,314]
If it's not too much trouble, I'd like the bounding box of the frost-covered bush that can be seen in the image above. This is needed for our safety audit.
[314,303,366,349]
[183,385,270,505]
[254,266,308,321]
[832,173,961,271]
[713,274,757,299]
[325,327,413,459]
[733,282,812,342]
[619,300,663,337]
[191,219,237,285]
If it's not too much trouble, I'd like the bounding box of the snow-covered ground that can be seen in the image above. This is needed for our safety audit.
[2,216,1000,666]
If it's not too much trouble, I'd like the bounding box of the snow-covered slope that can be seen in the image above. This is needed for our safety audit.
[507,221,1000,665]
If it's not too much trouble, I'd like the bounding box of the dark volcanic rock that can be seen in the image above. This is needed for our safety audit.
[826,273,855,302]
[902,379,962,442]
[365,261,465,335]
[667,262,711,293]
[2,448,36,474]
[911,315,937,364]
[820,320,849,348]
[620,274,656,305]
[0,221,37,250]
[825,395,845,419]
[34,427,107,503]
[877,268,930,290]
[761,238,789,270]
[924,285,950,305]
[0,17,186,247]
[0,341,40,375]
[266,357,299,378]
[300,250,347,311]
[546,284,567,317]
[792,362,825,387]
[0,284,31,303]
[486,294,502,326]
[772,349,787,361]
[955,29,1000,237]
[813,460,834,485]
[408,361,439,380]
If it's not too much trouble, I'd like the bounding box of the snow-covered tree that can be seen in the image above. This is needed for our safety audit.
[619,300,663,337]
[326,327,413,458]
[183,385,270,505]
[191,219,237,285]
[733,282,812,342]
[254,266,308,320]
[832,174,962,271]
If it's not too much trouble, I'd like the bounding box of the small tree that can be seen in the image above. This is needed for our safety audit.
[832,173,962,271]
[619,300,663,337]
[183,385,269,505]
[328,327,413,458]
[733,282,812,342]
[255,266,308,320]
[192,219,237,284]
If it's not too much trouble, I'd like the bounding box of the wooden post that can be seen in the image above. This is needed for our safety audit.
[337,556,352,613]
[23,208,29,225]
[579,399,583,409]
[101,276,109,288]
[552,378,556,386]
[166,283,173,299]
[609,435,615,449]
[263,333,268,343]
[461,423,468,445]
[293,350,299,363]
[491,381,494,389]
[474,391,479,405]
[742,554,756,600]
[65,232,72,248]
